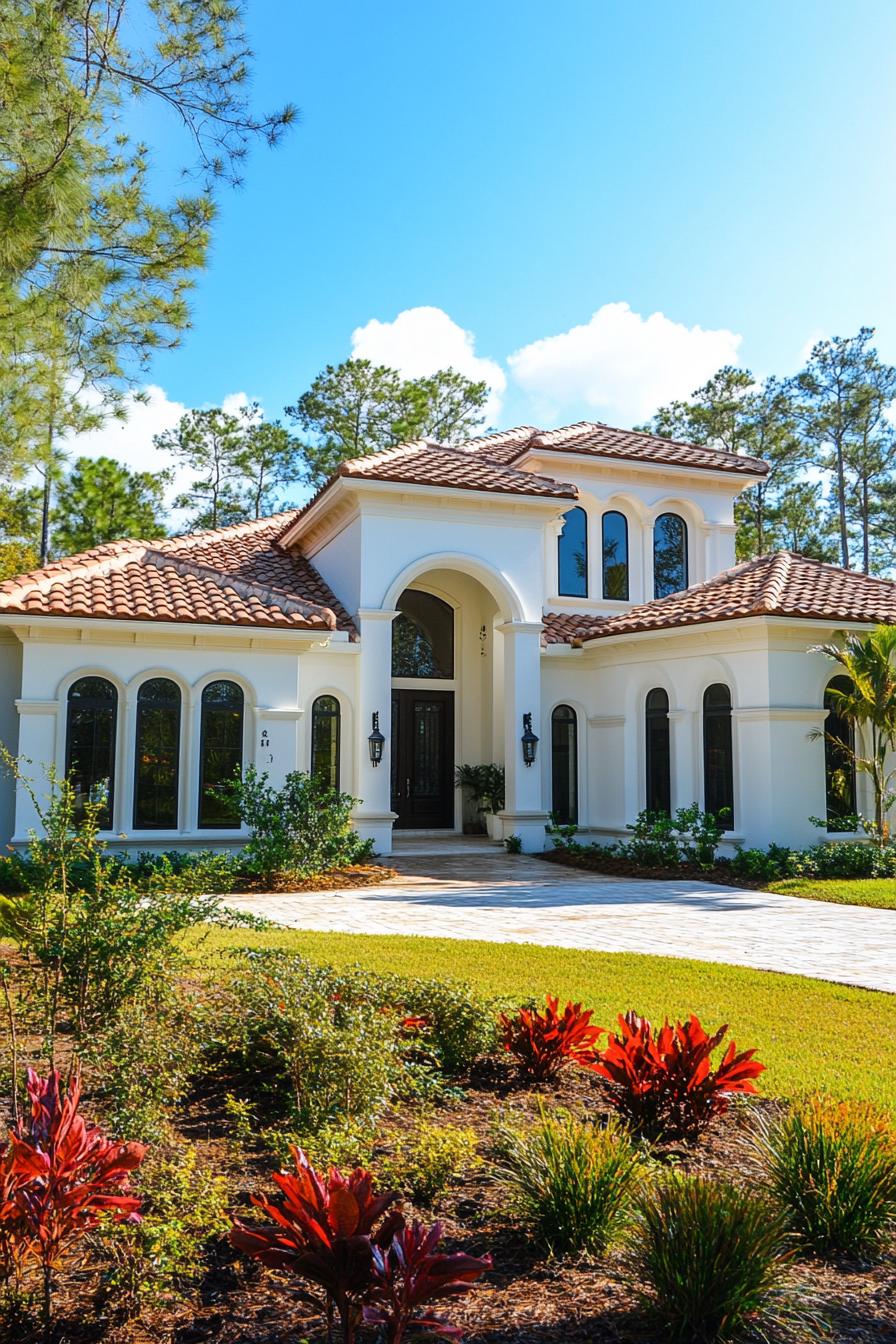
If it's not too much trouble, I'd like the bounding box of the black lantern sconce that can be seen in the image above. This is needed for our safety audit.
[521,712,539,767]
[368,711,385,767]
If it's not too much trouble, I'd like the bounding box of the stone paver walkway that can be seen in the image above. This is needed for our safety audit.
[225,842,896,993]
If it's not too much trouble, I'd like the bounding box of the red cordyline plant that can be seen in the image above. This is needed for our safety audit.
[0,1068,145,1322]
[498,995,604,1081]
[230,1148,490,1344]
[587,1011,765,1142]
[365,1218,492,1343]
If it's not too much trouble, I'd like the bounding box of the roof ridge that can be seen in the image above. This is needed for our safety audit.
[157,509,301,554]
[142,550,336,627]
[756,551,793,612]
[0,540,150,604]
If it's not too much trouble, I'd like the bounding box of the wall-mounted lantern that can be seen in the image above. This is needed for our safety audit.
[521,712,539,767]
[368,711,385,767]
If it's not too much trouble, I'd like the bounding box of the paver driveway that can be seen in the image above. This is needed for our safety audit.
[225,841,896,993]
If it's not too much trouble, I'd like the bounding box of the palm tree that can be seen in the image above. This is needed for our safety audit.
[812,624,896,843]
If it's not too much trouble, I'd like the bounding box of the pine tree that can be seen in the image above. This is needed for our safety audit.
[51,457,169,555]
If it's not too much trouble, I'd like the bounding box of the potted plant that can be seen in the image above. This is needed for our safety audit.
[481,763,506,839]
[455,763,489,833]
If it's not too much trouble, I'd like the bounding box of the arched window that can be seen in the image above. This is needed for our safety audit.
[65,676,117,828]
[134,678,181,829]
[703,683,734,827]
[824,675,857,830]
[558,506,588,598]
[198,680,244,828]
[654,513,688,598]
[551,705,578,825]
[391,590,454,678]
[311,695,341,791]
[645,688,671,815]
[602,511,629,600]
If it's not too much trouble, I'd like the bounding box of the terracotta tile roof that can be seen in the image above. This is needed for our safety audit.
[0,514,357,636]
[336,439,577,499]
[541,611,605,645]
[570,552,896,644]
[467,420,769,478]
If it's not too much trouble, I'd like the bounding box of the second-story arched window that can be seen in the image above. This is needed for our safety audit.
[311,695,341,792]
[824,675,857,830]
[645,688,671,815]
[654,513,688,598]
[602,511,629,600]
[198,680,244,828]
[134,677,181,829]
[703,683,734,827]
[65,676,117,828]
[558,506,588,597]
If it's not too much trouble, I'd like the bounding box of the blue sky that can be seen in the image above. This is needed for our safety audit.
[82,1,896,495]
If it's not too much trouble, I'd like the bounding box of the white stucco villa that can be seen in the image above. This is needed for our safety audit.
[1,420,894,857]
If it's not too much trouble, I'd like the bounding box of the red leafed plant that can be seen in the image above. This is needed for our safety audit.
[230,1149,491,1344]
[498,995,604,1081]
[0,1068,145,1320]
[365,1218,492,1343]
[587,1011,765,1142]
[230,1147,403,1344]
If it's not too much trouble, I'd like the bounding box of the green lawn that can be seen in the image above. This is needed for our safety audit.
[769,877,896,910]
[195,927,896,1109]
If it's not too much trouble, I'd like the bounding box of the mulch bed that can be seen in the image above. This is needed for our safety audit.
[9,1049,893,1344]
[230,863,397,895]
[538,846,764,889]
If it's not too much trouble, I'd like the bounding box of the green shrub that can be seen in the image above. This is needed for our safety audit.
[497,1108,645,1255]
[133,848,238,895]
[87,985,201,1141]
[623,809,680,867]
[96,1143,229,1310]
[674,803,729,869]
[619,805,729,870]
[626,1175,817,1343]
[730,846,790,883]
[377,1121,479,1205]
[263,1119,376,1172]
[359,969,502,1076]
[758,1096,896,1258]
[221,766,371,880]
[207,952,404,1133]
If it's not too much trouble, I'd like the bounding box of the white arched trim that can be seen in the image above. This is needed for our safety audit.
[305,687,353,791]
[381,552,526,623]
[126,670,190,835]
[545,697,588,827]
[190,671,256,834]
[54,668,127,831]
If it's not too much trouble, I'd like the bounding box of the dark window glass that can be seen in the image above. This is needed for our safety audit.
[311,695,341,791]
[558,506,588,597]
[703,683,734,827]
[824,675,856,830]
[602,511,629,600]
[645,688,671,815]
[551,704,578,825]
[654,513,688,598]
[134,678,181,829]
[391,590,454,678]
[198,680,244,828]
[65,676,117,828]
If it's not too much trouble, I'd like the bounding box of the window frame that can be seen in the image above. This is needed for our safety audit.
[645,687,671,816]
[653,512,689,599]
[557,506,589,598]
[702,682,734,828]
[132,676,182,831]
[550,703,579,826]
[601,510,629,600]
[391,590,455,679]
[64,675,118,830]
[197,679,245,830]
[824,675,857,830]
[310,693,341,792]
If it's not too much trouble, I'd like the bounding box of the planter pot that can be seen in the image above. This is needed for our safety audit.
[485,812,502,840]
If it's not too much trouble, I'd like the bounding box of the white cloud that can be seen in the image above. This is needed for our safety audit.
[506,301,742,425]
[350,305,506,420]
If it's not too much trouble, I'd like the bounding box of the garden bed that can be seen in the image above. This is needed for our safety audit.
[539,845,763,889]
[229,863,396,894]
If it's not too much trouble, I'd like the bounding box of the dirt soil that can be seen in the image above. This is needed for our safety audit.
[230,863,396,895]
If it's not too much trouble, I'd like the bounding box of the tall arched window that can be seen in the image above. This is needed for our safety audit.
[558,506,588,598]
[551,705,578,825]
[311,695,341,791]
[198,680,244,828]
[654,513,688,598]
[134,678,181,829]
[645,688,671,815]
[824,675,857,830]
[391,590,454,678]
[703,683,734,827]
[602,511,629,600]
[65,676,117,828]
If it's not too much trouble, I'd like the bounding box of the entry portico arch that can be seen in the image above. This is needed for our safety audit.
[381,552,528,625]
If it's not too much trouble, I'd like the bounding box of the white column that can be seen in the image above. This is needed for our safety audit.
[352,609,398,854]
[13,699,58,841]
[496,621,548,851]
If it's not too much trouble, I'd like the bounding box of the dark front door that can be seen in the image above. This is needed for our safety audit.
[391,690,454,828]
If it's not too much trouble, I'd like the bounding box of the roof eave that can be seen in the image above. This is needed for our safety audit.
[514,447,768,486]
